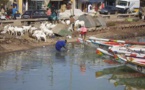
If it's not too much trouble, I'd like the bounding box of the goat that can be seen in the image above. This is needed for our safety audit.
[14,26,24,37]
[1,24,11,34]
[32,30,46,42]
[40,26,54,37]
[60,19,66,24]
[49,24,57,29]
[7,26,15,35]
[29,27,38,34]
[22,25,32,32]
[65,20,70,25]
[68,24,73,31]
[46,23,52,29]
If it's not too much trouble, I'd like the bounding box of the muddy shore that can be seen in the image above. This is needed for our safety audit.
[0,20,144,54]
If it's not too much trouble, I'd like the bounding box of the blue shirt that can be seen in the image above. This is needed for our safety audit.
[12,8,17,16]
[55,40,66,51]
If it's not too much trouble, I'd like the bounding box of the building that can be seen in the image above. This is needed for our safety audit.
[9,0,108,14]
[7,0,77,14]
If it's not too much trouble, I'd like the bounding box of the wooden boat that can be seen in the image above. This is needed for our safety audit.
[125,53,145,59]
[89,38,126,47]
[126,57,145,65]
[108,46,131,54]
[114,54,127,64]
[110,45,145,53]
[89,36,125,43]
[109,45,145,58]
[77,38,98,48]
[96,48,113,56]
[96,47,128,64]
[112,53,145,74]
[89,36,145,45]
[129,45,145,52]
[126,57,145,74]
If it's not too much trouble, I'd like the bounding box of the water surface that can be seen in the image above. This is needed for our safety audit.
[0,43,145,90]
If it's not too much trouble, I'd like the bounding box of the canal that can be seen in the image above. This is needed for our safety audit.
[0,43,145,90]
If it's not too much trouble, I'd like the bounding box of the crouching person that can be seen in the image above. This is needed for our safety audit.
[55,40,68,52]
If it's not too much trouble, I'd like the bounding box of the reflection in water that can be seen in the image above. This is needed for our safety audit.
[96,65,145,90]
[0,44,145,90]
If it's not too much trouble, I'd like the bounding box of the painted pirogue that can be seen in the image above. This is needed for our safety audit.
[77,36,145,75]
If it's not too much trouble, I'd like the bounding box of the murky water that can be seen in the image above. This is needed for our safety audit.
[0,43,145,90]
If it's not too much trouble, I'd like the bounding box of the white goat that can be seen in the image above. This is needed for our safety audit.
[74,20,85,27]
[60,19,70,25]
[22,25,32,32]
[7,26,15,35]
[46,23,52,29]
[14,27,24,37]
[49,24,57,29]
[3,24,11,30]
[79,21,85,27]
[68,24,73,31]
[74,20,80,27]
[29,27,38,34]
[60,19,66,24]
[40,25,54,37]
[32,30,46,42]
[65,20,70,25]
[1,24,11,34]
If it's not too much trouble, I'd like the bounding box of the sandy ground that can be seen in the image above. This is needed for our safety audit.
[0,20,144,54]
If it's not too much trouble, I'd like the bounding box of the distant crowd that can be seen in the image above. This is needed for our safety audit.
[0,2,20,20]
[0,1,104,21]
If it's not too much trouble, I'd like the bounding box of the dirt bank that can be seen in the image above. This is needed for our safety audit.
[0,20,144,54]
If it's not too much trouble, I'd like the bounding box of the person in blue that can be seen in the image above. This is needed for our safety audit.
[12,6,17,19]
[55,40,67,52]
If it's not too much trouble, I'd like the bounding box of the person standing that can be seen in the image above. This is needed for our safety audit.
[69,15,75,31]
[13,1,18,8]
[46,8,52,21]
[7,5,13,19]
[12,6,17,19]
[80,25,87,40]
[66,2,71,10]
[50,9,58,24]
[60,3,66,12]
[87,3,92,13]
[51,4,56,13]
[55,40,67,52]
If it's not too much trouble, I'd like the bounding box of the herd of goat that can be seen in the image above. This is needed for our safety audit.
[0,19,85,42]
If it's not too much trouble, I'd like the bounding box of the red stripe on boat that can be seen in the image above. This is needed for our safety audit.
[130,54,137,57]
